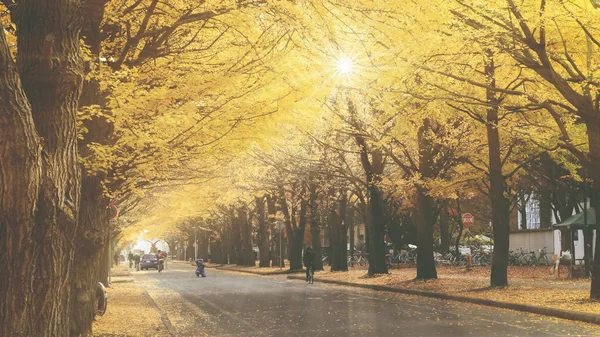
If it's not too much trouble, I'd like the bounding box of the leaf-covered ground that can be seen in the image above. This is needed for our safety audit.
[92,269,170,337]
[313,266,600,316]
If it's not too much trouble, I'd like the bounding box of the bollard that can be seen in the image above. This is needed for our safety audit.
[466,252,472,271]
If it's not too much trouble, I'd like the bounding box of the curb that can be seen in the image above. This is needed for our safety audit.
[215,266,305,276]
[143,290,179,337]
[287,276,600,325]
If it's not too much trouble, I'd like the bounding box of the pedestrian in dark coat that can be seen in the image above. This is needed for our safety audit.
[303,247,315,282]
[195,259,206,278]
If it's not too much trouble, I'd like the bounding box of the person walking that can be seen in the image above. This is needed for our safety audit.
[195,259,206,277]
[303,247,315,283]
[128,252,134,268]
[133,253,141,271]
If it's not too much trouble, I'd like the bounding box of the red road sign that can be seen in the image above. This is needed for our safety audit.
[462,213,474,227]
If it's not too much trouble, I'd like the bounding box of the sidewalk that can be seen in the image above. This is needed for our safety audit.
[92,281,171,336]
[287,266,600,325]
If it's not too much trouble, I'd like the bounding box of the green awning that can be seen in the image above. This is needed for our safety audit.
[552,208,596,230]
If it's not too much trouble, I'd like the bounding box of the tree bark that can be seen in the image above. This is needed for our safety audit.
[0,26,44,337]
[1,1,85,335]
[439,207,450,254]
[309,182,324,270]
[198,231,209,261]
[279,188,306,271]
[415,119,438,280]
[485,53,510,288]
[69,175,109,336]
[239,207,255,266]
[267,195,284,268]
[329,191,348,271]
[587,122,600,299]
[256,196,270,267]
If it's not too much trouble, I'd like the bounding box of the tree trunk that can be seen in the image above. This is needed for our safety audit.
[210,239,225,264]
[439,207,450,254]
[1,2,85,334]
[309,182,324,270]
[349,208,355,264]
[267,195,284,268]
[229,208,242,265]
[281,192,307,271]
[199,231,209,261]
[238,207,255,266]
[485,54,510,288]
[587,122,600,299]
[69,175,109,336]
[519,192,528,230]
[329,191,348,271]
[354,129,388,275]
[256,196,270,267]
[415,119,438,279]
[415,189,437,279]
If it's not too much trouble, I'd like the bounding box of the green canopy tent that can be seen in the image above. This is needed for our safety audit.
[551,208,596,230]
[552,208,596,278]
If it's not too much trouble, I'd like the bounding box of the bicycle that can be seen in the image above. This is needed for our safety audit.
[158,259,165,273]
[93,282,108,319]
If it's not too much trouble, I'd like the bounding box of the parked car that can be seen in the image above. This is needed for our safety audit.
[140,254,158,270]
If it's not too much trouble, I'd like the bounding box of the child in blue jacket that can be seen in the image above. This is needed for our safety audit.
[195,259,206,278]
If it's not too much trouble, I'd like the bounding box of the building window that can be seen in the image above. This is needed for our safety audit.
[518,193,541,229]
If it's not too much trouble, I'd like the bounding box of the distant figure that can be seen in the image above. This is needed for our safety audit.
[133,254,141,271]
[195,259,206,278]
[113,252,120,266]
[157,250,167,272]
[128,252,134,268]
[303,247,315,283]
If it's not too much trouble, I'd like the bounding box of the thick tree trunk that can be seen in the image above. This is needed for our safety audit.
[1,2,85,335]
[284,195,307,271]
[329,191,348,271]
[210,239,225,264]
[415,119,438,280]
[309,182,324,270]
[239,208,255,266]
[415,189,437,279]
[367,180,388,275]
[229,208,242,265]
[0,27,44,337]
[97,237,110,286]
[349,211,355,264]
[486,54,510,288]
[69,175,109,336]
[256,196,270,267]
[354,132,387,274]
[587,122,600,299]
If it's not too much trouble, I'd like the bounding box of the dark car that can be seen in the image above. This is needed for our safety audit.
[140,254,158,270]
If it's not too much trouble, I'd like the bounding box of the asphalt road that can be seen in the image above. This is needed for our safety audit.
[134,263,599,337]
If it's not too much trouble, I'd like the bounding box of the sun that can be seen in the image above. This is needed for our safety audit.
[336,55,354,76]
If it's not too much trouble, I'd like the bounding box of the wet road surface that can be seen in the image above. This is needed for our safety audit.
[134,262,599,337]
